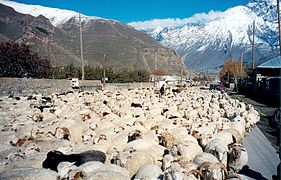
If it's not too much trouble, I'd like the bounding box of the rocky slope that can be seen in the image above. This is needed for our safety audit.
[0,1,184,74]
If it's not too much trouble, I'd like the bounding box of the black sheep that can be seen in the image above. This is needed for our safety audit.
[131,103,142,108]
[172,88,181,95]
[42,150,106,172]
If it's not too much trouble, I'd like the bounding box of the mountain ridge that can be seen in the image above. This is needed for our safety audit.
[139,0,279,72]
[0,1,185,74]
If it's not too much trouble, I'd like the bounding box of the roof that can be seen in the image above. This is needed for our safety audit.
[162,75,182,81]
[257,56,281,69]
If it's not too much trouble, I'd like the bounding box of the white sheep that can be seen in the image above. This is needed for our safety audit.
[134,164,163,180]
[228,143,248,173]
[204,139,228,166]
[115,151,159,178]
[0,168,58,180]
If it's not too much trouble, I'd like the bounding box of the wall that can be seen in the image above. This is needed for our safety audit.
[0,78,154,96]
[0,78,101,96]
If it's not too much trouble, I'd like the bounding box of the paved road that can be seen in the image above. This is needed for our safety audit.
[241,127,279,180]
[229,92,280,179]
[230,93,278,149]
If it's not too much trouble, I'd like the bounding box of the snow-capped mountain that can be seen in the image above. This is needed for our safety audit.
[0,1,184,73]
[139,0,279,72]
[0,0,102,27]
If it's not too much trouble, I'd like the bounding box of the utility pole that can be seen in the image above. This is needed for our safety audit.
[240,52,243,74]
[102,54,106,90]
[252,20,255,70]
[79,13,85,81]
[154,53,158,87]
[277,0,281,56]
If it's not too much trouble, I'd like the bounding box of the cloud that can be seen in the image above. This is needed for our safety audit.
[128,10,225,29]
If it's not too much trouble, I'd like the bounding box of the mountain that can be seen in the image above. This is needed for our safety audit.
[140,0,279,72]
[0,1,184,74]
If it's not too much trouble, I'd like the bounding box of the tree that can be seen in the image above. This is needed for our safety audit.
[151,68,167,76]
[220,59,247,83]
[0,41,51,78]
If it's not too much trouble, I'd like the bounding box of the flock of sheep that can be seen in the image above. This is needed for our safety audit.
[0,84,260,180]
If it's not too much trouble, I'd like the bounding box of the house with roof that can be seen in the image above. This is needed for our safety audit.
[252,56,281,103]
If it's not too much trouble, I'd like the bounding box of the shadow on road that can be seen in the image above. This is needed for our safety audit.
[239,165,268,180]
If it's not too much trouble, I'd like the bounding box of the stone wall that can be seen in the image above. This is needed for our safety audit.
[0,78,154,96]
[0,78,101,96]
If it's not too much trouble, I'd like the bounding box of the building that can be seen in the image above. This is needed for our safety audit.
[253,56,281,104]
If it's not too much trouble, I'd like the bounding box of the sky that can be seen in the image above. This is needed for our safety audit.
[12,0,250,25]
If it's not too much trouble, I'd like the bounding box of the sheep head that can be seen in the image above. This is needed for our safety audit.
[199,133,213,148]
[31,113,44,122]
[42,150,66,171]
[160,131,175,148]
[228,143,246,160]
[57,161,77,179]
[128,130,142,142]
[94,134,107,144]
[81,114,91,121]
[198,162,227,180]
[69,170,87,180]
[47,127,71,141]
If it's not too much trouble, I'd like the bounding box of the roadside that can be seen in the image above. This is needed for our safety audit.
[228,91,279,179]
[229,91,279,150]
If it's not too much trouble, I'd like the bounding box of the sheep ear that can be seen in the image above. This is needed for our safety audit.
[69,161,76,166]
[52,150,63,155]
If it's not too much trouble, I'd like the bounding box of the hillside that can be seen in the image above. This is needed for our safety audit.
[0,2,185,74]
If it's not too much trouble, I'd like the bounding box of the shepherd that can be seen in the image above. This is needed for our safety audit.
[160,84,165,97]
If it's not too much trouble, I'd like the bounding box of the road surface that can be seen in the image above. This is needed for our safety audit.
[241,127,279,180]
[229,92,280,179]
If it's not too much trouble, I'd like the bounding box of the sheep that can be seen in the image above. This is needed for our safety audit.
[46,127,71,141]
[0,85,259,180]
[0,168,58,180]
[192,153,242,180]
[194,161,242,180]
[57,161,130,180]
[28,113,44,122]
[212,131,234,146]
[57,161,77,179]
[134,164,163,180]
[171,142,203,163]
[114,151,159,178]
[204,139,228,166]
[131,103,143,108]
[42,150,106,172]
[88,170,128,180]
[193,152,220,167]
[227,143,248,173]
[164,162,186,180]
[82,130,97,144]
[223,128,242,144]
[197,132,213,148]
[162,154,174,171]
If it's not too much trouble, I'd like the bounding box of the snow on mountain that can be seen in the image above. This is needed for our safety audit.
[136,0,279,72]
[0,0,279,72]
[0,0,101,27]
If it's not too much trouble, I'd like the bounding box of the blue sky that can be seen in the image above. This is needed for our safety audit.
[13,0,249,24]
